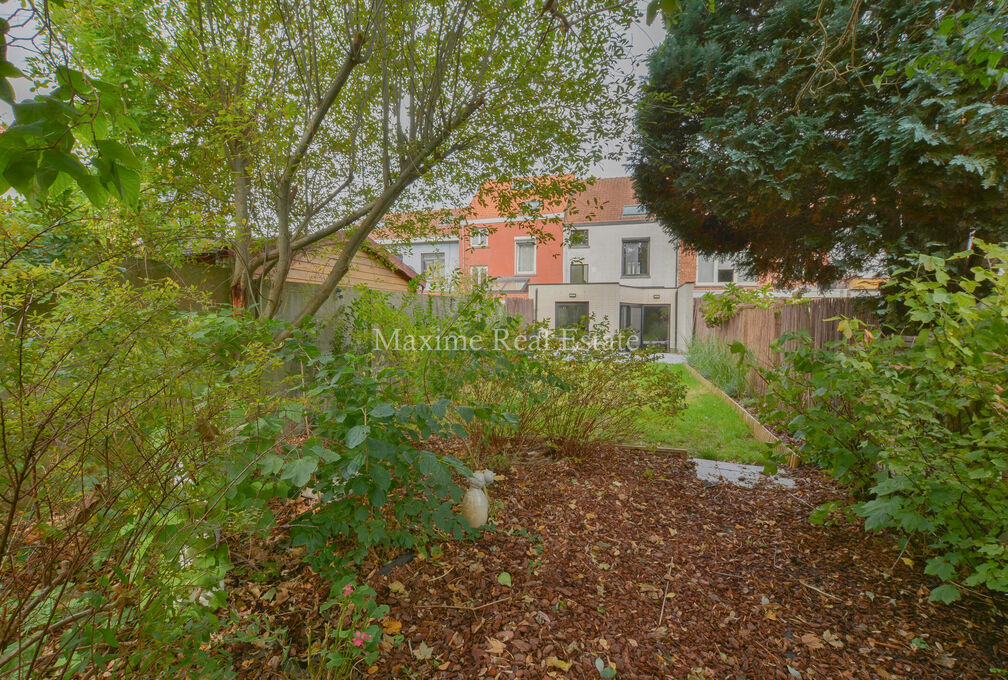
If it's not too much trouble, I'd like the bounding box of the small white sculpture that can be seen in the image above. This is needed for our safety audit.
[460,469,495,528]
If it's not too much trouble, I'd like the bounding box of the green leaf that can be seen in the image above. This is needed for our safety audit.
[346,424,370,449]
[369,403,395,418]
[370,464,391,491]
[927,584,961,604]
[0,61,24,79]
[496,571,512,587]
[93,139,141,170]
[281,456,318,487]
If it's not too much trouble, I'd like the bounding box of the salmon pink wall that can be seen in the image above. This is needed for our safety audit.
[462,219,564,284]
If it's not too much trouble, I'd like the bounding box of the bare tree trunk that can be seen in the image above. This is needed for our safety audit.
[272,97,483,341]
[228,147,252,310]
[262,191,292,320]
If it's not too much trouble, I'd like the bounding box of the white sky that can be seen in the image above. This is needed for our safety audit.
[591,8,667,178]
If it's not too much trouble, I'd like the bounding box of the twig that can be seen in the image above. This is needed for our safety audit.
[797,579,841,601]
[417,596,510,612]
[657,558,674,626]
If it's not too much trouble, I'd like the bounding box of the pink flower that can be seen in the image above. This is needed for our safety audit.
[342,583,355,597]
[351,631,371,648]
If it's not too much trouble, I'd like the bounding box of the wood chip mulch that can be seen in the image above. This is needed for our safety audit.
[371,449,1007,680]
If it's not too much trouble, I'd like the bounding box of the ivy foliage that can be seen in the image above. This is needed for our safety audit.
[699,282,809,328]
[633,0,1008,286]
[763,242,1008,602]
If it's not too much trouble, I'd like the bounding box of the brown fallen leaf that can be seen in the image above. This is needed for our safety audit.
[487,638,506,655]
[382,618,403,635]
[801,633,824,650]
[822,629,844,649]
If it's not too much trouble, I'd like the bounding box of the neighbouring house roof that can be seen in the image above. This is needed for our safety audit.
[491,276,530,295]
[374,208,466,242]
[466,176,572,222]
[567,176,649,224]
[284,237,420,293]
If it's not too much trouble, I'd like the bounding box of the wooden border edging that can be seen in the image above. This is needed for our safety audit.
[617,443,689,458]
[682,364,799,469]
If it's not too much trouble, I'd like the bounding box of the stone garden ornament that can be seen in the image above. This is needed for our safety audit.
[460,469,495,528]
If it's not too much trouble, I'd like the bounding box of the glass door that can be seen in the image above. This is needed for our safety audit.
[620,303,669,351]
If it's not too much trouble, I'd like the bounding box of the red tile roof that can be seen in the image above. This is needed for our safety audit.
[568,177,645,224]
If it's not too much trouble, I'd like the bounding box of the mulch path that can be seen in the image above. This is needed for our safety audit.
[369,449,1007,680]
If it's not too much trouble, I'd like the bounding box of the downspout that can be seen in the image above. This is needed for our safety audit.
[673,241,680,352]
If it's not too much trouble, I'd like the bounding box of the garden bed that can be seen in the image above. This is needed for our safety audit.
[226,447,1007,679]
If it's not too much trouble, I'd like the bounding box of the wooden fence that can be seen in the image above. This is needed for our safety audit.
[693,297,878,392]
[503,296,535,323]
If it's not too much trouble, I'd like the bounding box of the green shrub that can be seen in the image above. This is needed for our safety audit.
[226,344,495,581]
[465,320,688,458]
[0,202,279,678]
[763,242,1008,602]
[686,336,748,397]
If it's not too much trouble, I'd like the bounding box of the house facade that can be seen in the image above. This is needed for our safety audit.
[460,180,566,297]
[528,177,692,351]
[378,175,866,351]
[392,238,460,283]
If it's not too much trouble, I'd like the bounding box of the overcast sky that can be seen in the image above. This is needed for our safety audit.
[591,9,667,178]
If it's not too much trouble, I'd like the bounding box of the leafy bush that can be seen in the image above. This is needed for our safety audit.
[465,320,688,458]
[225,345,487,582]
[686,336,748,398]
[762,242,1008,602]
[304,580,388,678]
[340,288,688,460]
[0,203,279,678]
[700,283,778,327]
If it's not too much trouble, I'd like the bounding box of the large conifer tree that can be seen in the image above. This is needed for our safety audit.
[634,0,1008,285]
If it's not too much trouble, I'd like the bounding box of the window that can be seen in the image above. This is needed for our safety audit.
[622,204,647,217]
[420,251,445,275]
[470,228,488,248]
[696,254,757,285]
[511,179,535,191]
[470,265,488,284]
[515,238,536,275]
[570,262,588,284]
[555,302,589,331]
[621,238,650,277]
[569,228,589,248]
[520,199,543,213]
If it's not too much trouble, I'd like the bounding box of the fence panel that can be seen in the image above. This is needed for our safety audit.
[503,296,535,323]
[693,297,878,393]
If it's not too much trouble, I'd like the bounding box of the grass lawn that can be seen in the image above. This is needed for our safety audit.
[636,363,771,465]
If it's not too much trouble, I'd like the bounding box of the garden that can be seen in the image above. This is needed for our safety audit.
[3,0,1008,678]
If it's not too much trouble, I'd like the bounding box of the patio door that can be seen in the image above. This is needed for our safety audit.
[619,303,670,351]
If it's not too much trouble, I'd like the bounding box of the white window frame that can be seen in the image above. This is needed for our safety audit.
[696,254,757,285]
[470,265,488,284]
[470,228,488,248]
[569,261,588,284]
[515,237,537,276]
[568,228,589,248]
[420,250,446,275]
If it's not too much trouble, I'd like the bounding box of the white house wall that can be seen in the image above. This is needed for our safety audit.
[564,220,679,288]
[386,239,460,279]
[528,282,694,352]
